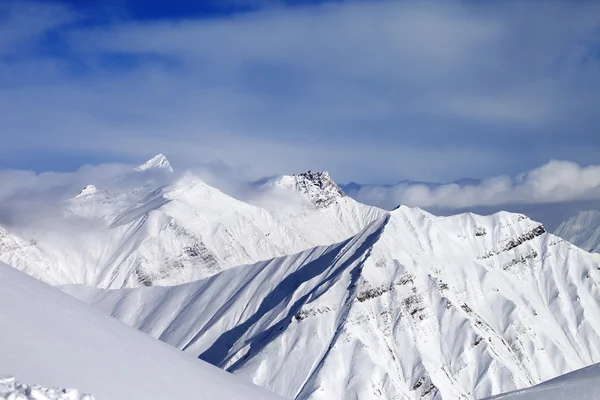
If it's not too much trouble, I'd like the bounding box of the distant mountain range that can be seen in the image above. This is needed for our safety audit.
[1,155,600,399]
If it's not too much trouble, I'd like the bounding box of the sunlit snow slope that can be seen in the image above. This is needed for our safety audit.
[0,261,283,400]
[555,210,600,254]
[67,207,600,399]
[486,362,600,400]
[0,156,383,288]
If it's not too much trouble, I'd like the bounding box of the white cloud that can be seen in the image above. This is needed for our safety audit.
[347,160,600,210]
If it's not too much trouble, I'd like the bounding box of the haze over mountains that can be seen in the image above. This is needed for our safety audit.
[1,155,600,399]
[0,155,384,288]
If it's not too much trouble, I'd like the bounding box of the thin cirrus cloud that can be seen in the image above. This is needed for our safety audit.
[0,0,599,184]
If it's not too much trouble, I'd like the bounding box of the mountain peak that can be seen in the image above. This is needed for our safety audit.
[271,170,345,208]
[76,184,98,198]
[133,154,173,173]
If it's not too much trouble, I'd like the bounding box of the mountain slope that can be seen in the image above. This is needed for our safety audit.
[554,210,600,253]
[67,207,600,399]
[487,363,600,400]
[0,158,384,288]
[0,261,283,400]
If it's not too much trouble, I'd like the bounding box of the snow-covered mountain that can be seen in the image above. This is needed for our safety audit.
[554,210,600,254]
[67,207,600,400]
[0,261,283,400]
[258,171,387,246]
[486,362,600,400]
[0,156,383,288]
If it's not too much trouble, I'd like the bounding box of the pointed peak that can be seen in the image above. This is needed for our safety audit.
[133,154,173,173]
[269,170,345,208]
[75,184,98,198]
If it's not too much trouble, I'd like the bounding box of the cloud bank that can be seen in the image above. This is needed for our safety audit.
[346,160,600,210]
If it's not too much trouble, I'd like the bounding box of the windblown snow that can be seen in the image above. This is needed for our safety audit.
[555,210,600,254]
[67,207,600,399]
[0,261,283,400]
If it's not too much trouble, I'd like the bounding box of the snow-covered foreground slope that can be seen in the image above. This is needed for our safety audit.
[555,210,600,253]
[487,363,600,400]
[0,261,283,400]
[67,207,600,399]
[0,155,383,288]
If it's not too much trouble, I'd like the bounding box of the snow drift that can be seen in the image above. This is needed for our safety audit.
[0,376,94,400]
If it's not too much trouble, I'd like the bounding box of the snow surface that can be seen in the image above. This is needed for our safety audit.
[66,207,600,399]
[0,376,94,400]
[554,210,600,254]
[486,362,600,399]
[0,261,283,400]
[0,156,383,288]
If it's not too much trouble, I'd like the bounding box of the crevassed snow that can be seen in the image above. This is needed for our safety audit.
[554,210,600,253]
[0,156,384,288]
[486,362,600,400]
[66,207,600,399]
[0,376,94,400]
[0,261,283,400]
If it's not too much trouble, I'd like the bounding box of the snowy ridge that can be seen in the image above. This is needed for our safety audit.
[0,261,283,400]
[67,207,600,399]
[0,376,94,400]
[0,157,384,288]
[555,210,600,253]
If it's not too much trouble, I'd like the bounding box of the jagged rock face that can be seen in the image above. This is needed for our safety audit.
[269,171,346,208]
[294,171,346,207]
[67,208,600,400]
[293,171,346,208]
[555,210,600,253]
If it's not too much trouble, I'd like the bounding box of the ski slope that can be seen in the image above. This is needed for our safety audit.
[67,207,600,399]
[555,210,600,254]
[0,156,383,288]
[0,261,282,400]
[487,362,600,399]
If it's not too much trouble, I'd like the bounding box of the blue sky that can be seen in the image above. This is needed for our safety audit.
[1,0,599,185]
